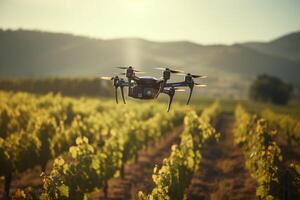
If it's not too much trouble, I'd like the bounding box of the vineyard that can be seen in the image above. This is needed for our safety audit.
[0,91,299,200]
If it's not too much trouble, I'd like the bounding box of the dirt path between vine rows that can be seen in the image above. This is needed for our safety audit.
[89,126,182,200]
[186,113,257,200]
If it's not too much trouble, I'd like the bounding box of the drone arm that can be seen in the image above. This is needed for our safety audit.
[165,81,188,88]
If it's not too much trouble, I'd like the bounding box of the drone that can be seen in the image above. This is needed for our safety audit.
[100,66,207,111]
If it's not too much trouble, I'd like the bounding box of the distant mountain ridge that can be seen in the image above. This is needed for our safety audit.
[0,29,300,98]
[242,31,300,62]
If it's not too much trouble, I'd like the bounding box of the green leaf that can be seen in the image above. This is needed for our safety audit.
[76,137,83,145]
[57,184,69,197]
[69,146,78,158]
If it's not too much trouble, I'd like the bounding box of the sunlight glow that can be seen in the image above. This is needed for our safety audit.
[0,0,299,44]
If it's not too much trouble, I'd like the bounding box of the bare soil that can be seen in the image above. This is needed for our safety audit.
[186,114,257,200]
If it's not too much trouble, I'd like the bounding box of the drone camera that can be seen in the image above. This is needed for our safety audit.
[144,88,157,98]
[129,86,158,99]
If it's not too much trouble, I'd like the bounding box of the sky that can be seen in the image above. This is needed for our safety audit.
[0,0,299,44]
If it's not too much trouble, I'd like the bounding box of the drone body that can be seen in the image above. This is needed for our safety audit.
[101,66,207,111]
[129,76,160,99]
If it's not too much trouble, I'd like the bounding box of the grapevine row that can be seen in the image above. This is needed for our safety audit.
[0,91,180,197]
[138,101,220,200]
[39,104,183,199]
[262,109,300,146]
[234,105,300,200]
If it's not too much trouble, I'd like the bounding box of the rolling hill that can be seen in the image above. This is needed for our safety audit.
[243,31,300,62]
[0,29,299,98]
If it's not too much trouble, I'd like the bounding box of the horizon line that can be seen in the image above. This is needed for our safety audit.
[1,26,299,46]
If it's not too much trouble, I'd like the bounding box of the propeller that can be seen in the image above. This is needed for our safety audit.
[174,88,186,92]
[178,73,207,78]
[116,66,144,72]
[195,83,207,87]
[116,67,128,69]
[119,72,145,76]
[100,76,115,80]
[154,67,184,74]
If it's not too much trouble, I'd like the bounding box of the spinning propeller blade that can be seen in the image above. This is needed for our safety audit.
[116,66,144,73]
[195,83,207,87]
[133,69,145,73]
[154,67,184,74]
[191,75,207,78]
[177,73,207,78]
[174,88,186,92]
[116,67,128,70]
[119,72,145,76]
[100,76,114,80]
[154,67,166,71]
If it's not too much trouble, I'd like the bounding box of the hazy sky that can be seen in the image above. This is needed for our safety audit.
[0,0,299,44]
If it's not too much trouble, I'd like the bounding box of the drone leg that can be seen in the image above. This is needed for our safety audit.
[186,85,194,105]
[115,86,118,104]
[120,86,126,104]
[167,93,174,112]
[166,87,175,112]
